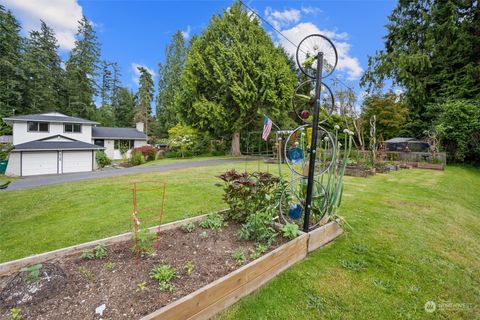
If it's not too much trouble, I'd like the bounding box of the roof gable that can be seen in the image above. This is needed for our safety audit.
[2,113,99,125]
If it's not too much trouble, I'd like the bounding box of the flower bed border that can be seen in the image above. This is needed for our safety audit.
[0,215,343,320]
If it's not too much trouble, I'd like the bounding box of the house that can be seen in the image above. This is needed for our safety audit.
[2,112,148,176]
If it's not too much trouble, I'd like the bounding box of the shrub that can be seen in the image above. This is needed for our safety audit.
[132,145,156,161]
[95,151,111,168]
[167,124,200,157]
[218,170,281,223]
[130,151,144,166]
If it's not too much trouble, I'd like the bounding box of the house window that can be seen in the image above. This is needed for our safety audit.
[114,140,134,152]
[28,122,49,132]
[64,123,82,133]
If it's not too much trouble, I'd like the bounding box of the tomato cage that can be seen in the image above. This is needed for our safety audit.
[129,181,166,268]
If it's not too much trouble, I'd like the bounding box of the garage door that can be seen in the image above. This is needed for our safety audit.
[22,152,58,176]
[62,151,93,173]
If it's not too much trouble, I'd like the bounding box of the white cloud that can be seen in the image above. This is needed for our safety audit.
[301,7,321,15]
[131,63,156,85]
[2,0,83,50]
[265,7,301,29]
[279,22,363,80]
[181,25,191,39]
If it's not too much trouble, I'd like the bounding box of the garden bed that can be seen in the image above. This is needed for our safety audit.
[344,166,376,178]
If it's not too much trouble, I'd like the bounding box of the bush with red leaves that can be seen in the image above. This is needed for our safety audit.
[132,145,156,161]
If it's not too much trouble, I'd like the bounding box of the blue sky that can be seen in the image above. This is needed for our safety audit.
[3,0,397,101]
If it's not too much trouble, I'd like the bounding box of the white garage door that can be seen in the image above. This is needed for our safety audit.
[22,152,58,176]
[62,151,92,173]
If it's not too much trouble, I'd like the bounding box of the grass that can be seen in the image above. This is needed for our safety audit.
[0,159,270,262]
[0,161,479,319]
[140,154,236,166]
[217,165,480,319]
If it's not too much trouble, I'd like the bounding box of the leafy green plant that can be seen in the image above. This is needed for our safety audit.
[184,260,194,276]
[130,151,145,166]
[306,291,325,314]
[10,307,22,320]
[181,222,196,233]
[340,259,367,272]
[218,170,281,223]
[150,264,179,291]
[104,261,115,270]
[232,248,246,265]
[95,150,111,168]
[82,244,107,260]
[249,243,267,260]
[199,231,208,239]
[20,264,42,283]
[132,228,156,256]
[78,266,94,282]
[199,212,227,230]
[238,206,277,245]
[136,281,148,292]
[281,223,300,240]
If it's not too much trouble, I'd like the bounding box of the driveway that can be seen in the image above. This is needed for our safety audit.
[2,158,247,192]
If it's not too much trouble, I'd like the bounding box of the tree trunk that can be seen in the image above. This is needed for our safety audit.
[231,132,241,156]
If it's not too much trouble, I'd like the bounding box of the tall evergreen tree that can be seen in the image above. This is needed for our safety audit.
[0,5,24,134]
[115,87,136,127]
[135,66,154,135]
[65,16,101,118]
[23,21,64,113]
[156,30,186,136]
[179,2,297,155]
[361,0,480,136]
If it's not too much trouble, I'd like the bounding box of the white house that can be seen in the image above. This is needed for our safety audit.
[2,112,148,176]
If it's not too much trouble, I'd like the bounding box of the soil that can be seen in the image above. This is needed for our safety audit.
[0,222,286,320]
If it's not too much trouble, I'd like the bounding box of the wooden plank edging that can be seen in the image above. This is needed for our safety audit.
[307,221,343,253]
[0,213,213,275]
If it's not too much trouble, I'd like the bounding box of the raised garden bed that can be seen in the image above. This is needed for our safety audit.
[416,162,445,170]
[0,214,342,320]
[344,166,376,178]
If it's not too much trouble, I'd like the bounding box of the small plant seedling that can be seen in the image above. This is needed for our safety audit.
[181,222,196,233]
[10,307,22,320]
[249,243,267,260]
[199,212,227,231]
[132,228,156,256]
[184,260,194,276]
[232,248,246,265]
[281,223,300,240]
[373,279,393,292]
[150,264,179,292]
[200,231,208,239]
[78,266,94,282]
[352,243,368,254]
[136,281,149,292]
[306,291,325,314]
[82,244,107,260]
[104,261,115,270]
[20,264,42,283]
[340,259,367,272]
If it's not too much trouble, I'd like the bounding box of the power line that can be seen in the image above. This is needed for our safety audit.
[239,0,355,91]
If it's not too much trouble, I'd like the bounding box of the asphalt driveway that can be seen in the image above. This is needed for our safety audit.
[2,158,247,192]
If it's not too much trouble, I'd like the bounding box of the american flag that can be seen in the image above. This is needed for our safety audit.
[262,115,273,141]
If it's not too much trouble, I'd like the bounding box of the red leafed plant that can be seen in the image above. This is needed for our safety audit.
[132,145,156,161]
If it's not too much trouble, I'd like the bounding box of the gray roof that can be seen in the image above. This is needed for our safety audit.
[384,137,417,143]
[13,139,104,151]
[92,127,147,140]
[3,113,98,124]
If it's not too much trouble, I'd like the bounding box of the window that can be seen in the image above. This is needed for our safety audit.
[27,122,49,132]
[114,140,134,152]
[64,123,82,133]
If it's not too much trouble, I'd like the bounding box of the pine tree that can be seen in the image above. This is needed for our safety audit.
[156,30,186,136]
[115,87,136,127]
[23,21,64,113]
[135,66,154,135]
[179,2,297,155]
[65,16,101,118]
[0,5,24,133]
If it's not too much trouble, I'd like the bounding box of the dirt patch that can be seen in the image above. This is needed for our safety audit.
[0,222,286,319]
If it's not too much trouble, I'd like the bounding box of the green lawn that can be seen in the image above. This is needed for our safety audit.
[218,166,480,319]
[0,163,479,319]
[140,154,236,166]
